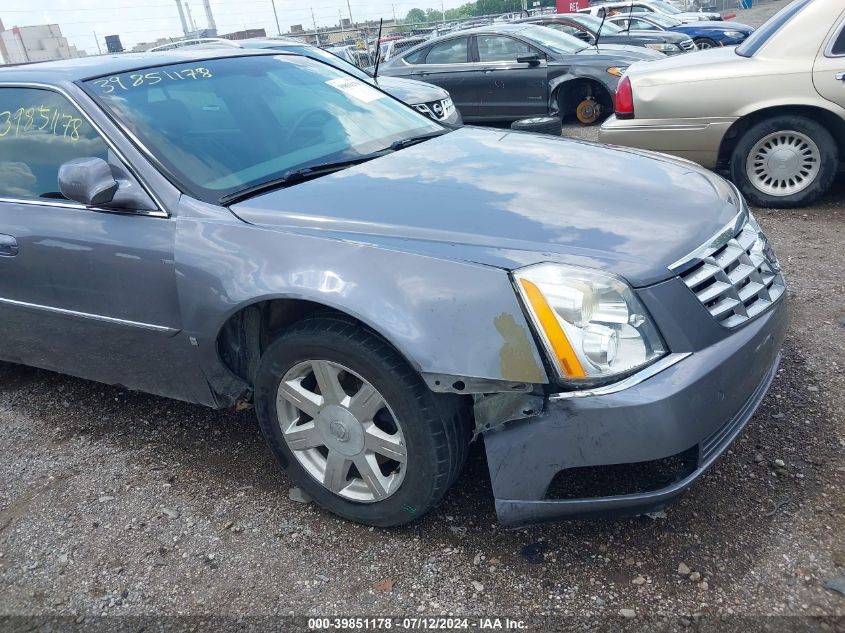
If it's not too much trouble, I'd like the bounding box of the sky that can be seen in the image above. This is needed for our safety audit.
[1,0,473,54]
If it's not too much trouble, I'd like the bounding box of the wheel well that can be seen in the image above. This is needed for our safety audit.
[554,78,613,120]
[717,105,845,171]
[216,299,378,388]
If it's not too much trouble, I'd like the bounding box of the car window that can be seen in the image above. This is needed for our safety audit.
[85,56,441,203]
[572,15,624,34]
[629,18,657,30]
[477,35,538,62]
[0,87,109,201]
[544,23,582,37]
[517,24,588,54]
[737,0,810,57]
[403,47,428,64]
[648,1,682,15]
[832,22,845,56]
[424,38,469,64]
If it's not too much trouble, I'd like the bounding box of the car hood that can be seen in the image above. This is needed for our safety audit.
[677,11,722,21]
[574,45,666,61]
[613,29,691,44]
[373,75,448,104]
[678,20,753,32]
[230,127,740,287]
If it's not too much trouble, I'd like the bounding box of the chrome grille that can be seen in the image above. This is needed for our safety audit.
[675,215,785,328]
[413,97,455,121]
[680,39,696,51]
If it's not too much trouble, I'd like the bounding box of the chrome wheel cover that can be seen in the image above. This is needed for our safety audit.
[746,130,821,197]
[276,360,406,503]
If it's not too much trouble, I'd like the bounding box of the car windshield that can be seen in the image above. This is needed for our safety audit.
[649,1,682,15]
[517,24,588,54]
[640,13,681,28]
[571,14,624,35]
[84,55,441,203]
[736,0,810,57]
[241,41,374,82]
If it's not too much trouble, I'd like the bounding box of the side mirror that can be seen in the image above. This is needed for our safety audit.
[58,157,119,206]
[516,53,542,65]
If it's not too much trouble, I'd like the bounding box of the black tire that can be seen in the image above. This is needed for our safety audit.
[730,115,838,209]
[510,116,562,136]
[694,37,718,49]
[254,316,470,527]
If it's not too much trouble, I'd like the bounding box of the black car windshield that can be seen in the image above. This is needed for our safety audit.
[736,0,810,57]
[516,25,588,54]
[84,55,441,202]
[571,14,624,35]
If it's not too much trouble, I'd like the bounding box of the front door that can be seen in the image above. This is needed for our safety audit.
[813,16,845,110]
[0,85,192,400]
[473,35,549,119]
[412,36,481,118]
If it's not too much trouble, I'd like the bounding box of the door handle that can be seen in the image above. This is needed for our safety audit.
[836,72,845,81]
[0,234,19,257]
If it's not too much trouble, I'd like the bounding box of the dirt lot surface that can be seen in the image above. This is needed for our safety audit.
[3,2,844,631]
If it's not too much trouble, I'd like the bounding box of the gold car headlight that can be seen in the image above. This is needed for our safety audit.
[515,263,667,384]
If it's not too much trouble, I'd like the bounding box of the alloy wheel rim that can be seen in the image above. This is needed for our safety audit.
[696,40,714,49]
[276,360,407,503]
[745,130,821,197]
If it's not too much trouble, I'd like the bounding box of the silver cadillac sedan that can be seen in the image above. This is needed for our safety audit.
[0,50,786,527]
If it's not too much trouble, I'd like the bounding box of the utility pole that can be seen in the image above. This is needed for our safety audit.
[270,0,281,35]
[346,0,354,25]
[93,31,102,55]
[311,8,320,46]
[392,4,397,22]
[441,0,446,21]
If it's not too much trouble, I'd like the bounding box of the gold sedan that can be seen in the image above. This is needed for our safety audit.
[600,0,845,208]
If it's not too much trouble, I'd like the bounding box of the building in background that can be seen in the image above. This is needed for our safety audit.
[0,20,84,64]
[220,28,266,41]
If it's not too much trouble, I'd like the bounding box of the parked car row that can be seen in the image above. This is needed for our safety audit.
[376,23,664,125]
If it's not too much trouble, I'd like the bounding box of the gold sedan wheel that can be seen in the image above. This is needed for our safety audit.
[576,98,601,125]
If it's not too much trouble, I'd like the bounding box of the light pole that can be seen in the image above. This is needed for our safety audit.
[270,0,281,35]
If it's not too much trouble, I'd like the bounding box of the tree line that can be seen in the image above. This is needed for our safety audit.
[403,0,556,25]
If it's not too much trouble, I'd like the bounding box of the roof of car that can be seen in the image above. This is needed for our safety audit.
[0,49,276,83]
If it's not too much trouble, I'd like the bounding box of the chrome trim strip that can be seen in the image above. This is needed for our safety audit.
[548,353,691,400]
[0,296,179,334]
[669,209,747,273]
[0,81,168,218]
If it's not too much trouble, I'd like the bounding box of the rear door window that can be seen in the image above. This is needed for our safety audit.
[424,38,470,64]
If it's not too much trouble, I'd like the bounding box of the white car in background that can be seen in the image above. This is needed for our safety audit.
[579,0,723,23]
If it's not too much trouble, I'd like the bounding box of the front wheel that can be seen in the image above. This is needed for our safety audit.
[730,115,837,208]
[254,316,470,527]
[694,37,718,50]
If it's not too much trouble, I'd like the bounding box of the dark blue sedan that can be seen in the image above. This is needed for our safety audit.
[608,12,753,49]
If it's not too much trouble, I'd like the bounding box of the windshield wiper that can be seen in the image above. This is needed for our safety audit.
[387,130,449,151]
[220,154,387,205]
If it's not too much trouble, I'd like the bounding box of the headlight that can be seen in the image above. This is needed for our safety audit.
[644,42,677,52]
[722,31,744,38]
[606,66,628,77]
[515,264,666,385]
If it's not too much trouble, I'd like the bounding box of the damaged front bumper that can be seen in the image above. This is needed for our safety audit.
[483,294,787,527]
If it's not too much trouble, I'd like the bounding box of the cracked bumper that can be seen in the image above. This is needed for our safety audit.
[483,296,787,527]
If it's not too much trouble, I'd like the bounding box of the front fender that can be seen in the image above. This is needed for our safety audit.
[173,203,549,400]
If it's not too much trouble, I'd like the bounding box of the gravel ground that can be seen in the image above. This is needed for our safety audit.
[3,2,845,631]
